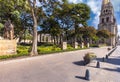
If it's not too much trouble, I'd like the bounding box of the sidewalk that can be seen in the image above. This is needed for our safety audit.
[87,46,120,82]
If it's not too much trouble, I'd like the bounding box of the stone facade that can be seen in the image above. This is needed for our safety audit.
[0,40,16,55]
[98,0,118,46]
[37,34,52,43]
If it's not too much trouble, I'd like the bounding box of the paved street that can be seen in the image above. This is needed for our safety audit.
[0,46,120,82]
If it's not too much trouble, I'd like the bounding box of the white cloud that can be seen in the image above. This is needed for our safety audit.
[111,0,120,12]
[68,0,120,30]
[69,0,83,3]
[68,0,83,3]
[86,0,101,28]
[118,25,120,35]
[87,0,101,14]
[93,12,100,28]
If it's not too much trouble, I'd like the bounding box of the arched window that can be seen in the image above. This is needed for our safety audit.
[102,18,104,23]
[106,17,109,22]
[106,10,108,13]
[103,10,105,13]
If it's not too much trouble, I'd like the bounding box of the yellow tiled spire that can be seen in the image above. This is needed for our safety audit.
[102,0,110,5]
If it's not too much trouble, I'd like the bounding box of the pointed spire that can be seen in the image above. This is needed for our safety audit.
[102,0,110,5]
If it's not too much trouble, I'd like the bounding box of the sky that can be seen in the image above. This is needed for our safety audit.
[68,0,120,35]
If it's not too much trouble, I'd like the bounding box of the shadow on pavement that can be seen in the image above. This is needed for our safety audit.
[102,67,120,72]
[96,58,103,62]
[97,57,120,72]
[97,57,120,65]
[107,58,120,65]
[73,61,85,66]
[75,76,85,80]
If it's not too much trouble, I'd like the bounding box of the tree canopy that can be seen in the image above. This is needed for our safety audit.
[0,0,92,55]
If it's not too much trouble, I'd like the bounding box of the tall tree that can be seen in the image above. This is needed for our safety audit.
[41,17,61,44]
[70,3,90,41]
[28,0,61,55]
[28,0,38,56]
[54,1,74,42]
[77,26,97,43]
[96,29,111,44]
[0,0,29,38]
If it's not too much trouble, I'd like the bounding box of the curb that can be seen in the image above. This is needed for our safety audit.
[107,47,117,56]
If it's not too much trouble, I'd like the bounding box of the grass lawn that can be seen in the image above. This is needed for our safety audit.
[0,44,88,60]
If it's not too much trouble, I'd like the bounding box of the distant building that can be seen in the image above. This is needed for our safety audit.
[37,33,53,43]
[98,0,118,46]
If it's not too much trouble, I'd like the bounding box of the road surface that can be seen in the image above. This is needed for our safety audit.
[0,46,120,82]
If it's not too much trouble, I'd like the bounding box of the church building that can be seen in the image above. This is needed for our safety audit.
[98,0,118,46]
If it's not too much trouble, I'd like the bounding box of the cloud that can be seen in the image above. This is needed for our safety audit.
[86,0,101,28]
[111,0,120,12]
[118,25,120,35]
[68,0,120,32]
[86,0,101,14]
[68,0,83,3]
[92,12,100,28]
[68,0,101,28]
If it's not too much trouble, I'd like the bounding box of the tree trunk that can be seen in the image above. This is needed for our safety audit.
[40,33,42,42]
[53,36,56,45]
[60,35,62,45]
[24,29,26,44]
[56,36,59,45]
[28,0,38,56]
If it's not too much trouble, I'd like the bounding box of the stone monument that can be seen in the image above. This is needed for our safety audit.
[3,19,14,40]
[0,19,16,55]
[61,42,67,50]
[73,42,78,49]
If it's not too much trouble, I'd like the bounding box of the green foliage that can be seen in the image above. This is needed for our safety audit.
[96,30,111,39]
[77,26,97,41]
[0,0,29,38]
[67,44,74,50]
[37,45,61,54]
[0,23,4,29]
[90,44,99,47]
[0,23,4,35]
[71,3,91,26]
[92,35,99,42]
[0,44,89,60]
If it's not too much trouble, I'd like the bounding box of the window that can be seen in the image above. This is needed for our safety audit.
[106,17,109,22]
[102,18,104,23]
[106,10,108,12]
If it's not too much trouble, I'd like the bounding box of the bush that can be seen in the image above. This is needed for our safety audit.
[83,52,96,65]
[37,45,61,54]
[67,44,74,50]
[90,44,99,47]
[98,44,107,47]
[17,45,29,54]
[107,48,111,51]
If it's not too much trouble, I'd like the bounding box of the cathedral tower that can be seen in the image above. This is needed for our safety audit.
[98,0,118,46]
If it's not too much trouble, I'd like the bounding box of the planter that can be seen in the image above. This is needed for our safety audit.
[83,52,96,65]
[107,48,111,51]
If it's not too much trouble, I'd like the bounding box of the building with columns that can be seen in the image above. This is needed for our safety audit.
[98,0,118,46]
[37,33,52,43]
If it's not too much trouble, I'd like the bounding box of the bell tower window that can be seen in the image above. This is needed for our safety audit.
[102,18,104,23]
[106,17,109,22]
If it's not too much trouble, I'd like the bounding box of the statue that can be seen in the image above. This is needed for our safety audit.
[3,19,14,40]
